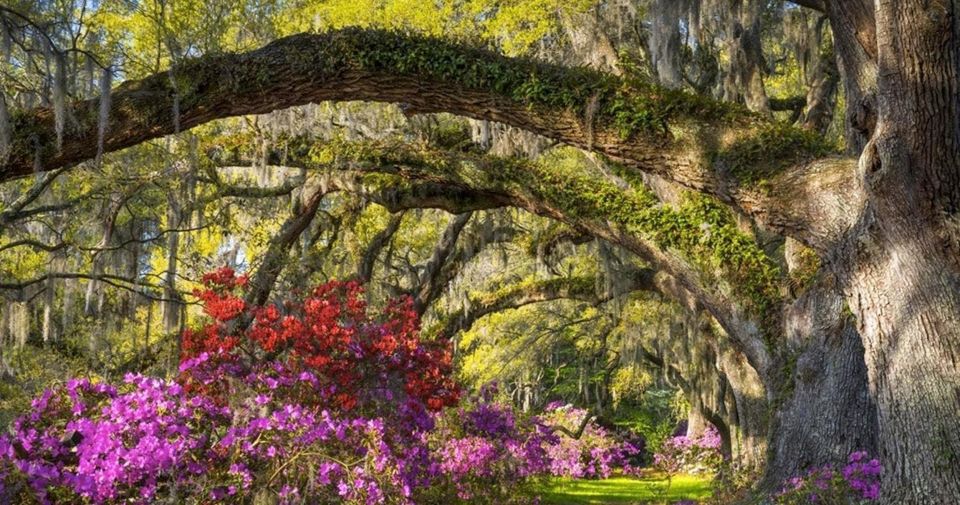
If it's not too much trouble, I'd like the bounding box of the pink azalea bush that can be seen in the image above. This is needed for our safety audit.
[538,403,642,479]
[652,425,723,475]
[0,370,639,504]
[776,451,883,504]
[427,389,556,501]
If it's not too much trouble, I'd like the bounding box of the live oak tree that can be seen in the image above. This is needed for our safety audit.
[2,1,960,503]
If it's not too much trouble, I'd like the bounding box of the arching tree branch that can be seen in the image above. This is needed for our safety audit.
[437,270,657,339]
[217,143,777,381]
[2,29,857,250]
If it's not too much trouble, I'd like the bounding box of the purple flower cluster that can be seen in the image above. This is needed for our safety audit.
[428,398,556,501]
[0,375,227,503]
[0,363,644,505]
[776,451,882,504]
[652,426,723,475]
[538,404,642,479]
[843,451,882,500]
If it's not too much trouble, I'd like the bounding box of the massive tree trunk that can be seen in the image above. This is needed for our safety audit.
[715,344,768,472]
[762,282,878,489]
[839,3,960,501]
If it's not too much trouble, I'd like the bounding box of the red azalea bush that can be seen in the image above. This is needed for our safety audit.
[181,268,460,413]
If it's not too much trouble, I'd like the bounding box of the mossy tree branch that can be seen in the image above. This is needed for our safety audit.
[436,270,657,339]
[217,142,778,382]
[356,211,406,283]
[3,28,857,251]
[412,212,473,316]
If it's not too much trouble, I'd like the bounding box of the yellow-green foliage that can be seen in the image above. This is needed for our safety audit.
[713,122,835,184]
[0,345,103,427]
[610,363,653,409]
[484,154,783,326]
[308,139,784,331]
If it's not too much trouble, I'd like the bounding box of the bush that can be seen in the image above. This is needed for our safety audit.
[775,451,882,504]
[539,402,642,479]
[426,386,555,502]
[0,270,640,504]
[0,271,461,504]
[652,425,723,475]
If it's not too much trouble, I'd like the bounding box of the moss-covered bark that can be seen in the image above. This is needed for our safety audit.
[2,28,855,251]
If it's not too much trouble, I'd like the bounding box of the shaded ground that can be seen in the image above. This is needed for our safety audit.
[538,474,713,504]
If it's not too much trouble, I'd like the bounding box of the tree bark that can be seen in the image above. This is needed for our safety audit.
[412,212,472,316]
[839,2,960,501]
[0,29,858,251]
[244,185,326,307]
[716,344,768,471]
[761,282,878,489]
[823,0,877,155]
[356,211,404,282]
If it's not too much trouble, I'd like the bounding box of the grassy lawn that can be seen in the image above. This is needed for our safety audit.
[537,474,713,504]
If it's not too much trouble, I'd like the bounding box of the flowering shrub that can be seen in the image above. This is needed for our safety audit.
[538,403,642,479]
[0,359,439,504]
[0,375,226,503]
[776,451,882,504]
[652,425,723,475]
[182,269,460,413]
[0,271,460,504]
[0,270,649,504]
[427,388,556,502]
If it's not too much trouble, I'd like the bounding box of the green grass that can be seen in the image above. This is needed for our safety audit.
[537,474,713,504]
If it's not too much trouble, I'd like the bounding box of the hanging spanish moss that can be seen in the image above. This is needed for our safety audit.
[0,20,10,65]
[96,66,112,163]
[9,301,29,349]
[32,135,42,176]
[82,53,94,96]
[0,96,10,163]
[649,0,688,88]
[39,34,52,108]
[169,68,180,134]
[53,51,67,151]
[584,93,600,150]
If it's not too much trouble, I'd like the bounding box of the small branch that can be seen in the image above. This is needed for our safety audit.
[0,239,65,253]
[413,212,472,315]
[551,410,595,440]
[356,211,405,282]
[787,0,825,12]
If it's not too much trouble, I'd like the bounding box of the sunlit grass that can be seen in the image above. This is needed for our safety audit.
[537,473,713,504]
